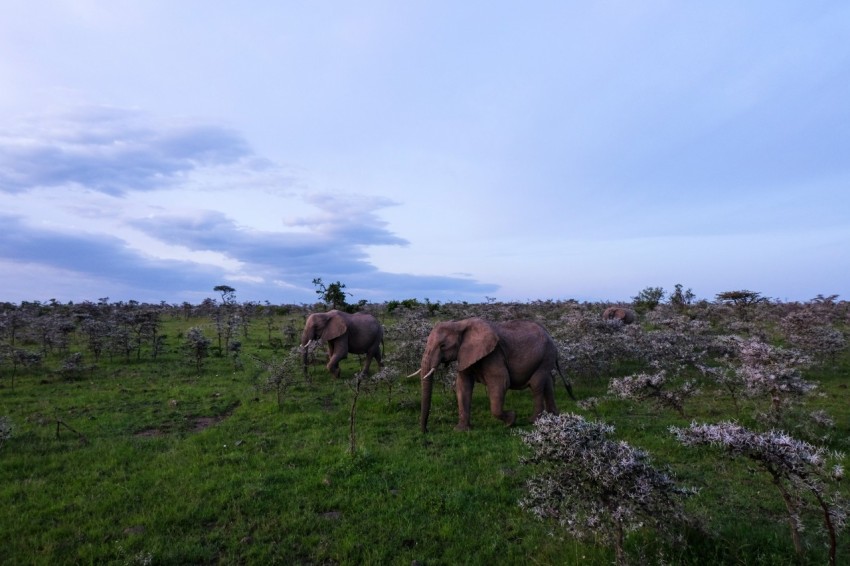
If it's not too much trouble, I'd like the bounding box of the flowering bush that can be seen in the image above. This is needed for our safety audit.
[735,338,816,425]
[552,310,642,380]
[372,311,433,403]
[780,308,847,365]
[251,347,303,409]
[671,421,848,564]
[608,369,699,418]
[519,413,694,565]
[182,326,212,375]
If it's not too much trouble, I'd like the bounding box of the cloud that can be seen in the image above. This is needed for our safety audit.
[0,213,225,299]
[0,106,499,303]
[0,106,255,195]
[288,192,409,246]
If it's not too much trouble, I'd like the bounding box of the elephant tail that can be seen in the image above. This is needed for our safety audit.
[555,358,576,401]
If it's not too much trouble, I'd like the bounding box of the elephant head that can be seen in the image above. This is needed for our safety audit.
[301,311,348,343]
[300,311,348,371]
[419,318,498,433]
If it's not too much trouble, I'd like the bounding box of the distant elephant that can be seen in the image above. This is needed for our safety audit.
[412,318,574,432]
[602,307,636,325]
[300,310,383,379]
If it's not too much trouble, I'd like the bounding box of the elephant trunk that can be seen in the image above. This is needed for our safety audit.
[300,337,313,376]
[419,344,440,432]
[420,366,436,433]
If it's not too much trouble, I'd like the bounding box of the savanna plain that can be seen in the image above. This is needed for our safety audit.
[1,292,848,565]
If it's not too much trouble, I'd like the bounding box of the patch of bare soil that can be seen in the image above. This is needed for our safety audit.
[135,401,241,437]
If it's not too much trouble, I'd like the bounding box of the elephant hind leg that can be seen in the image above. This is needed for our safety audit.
[530,372,558,422]
[487,385,516,427]
[361,353,374,376]
[358,346,383,376]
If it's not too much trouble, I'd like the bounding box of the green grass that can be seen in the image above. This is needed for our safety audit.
[1,312,849,565]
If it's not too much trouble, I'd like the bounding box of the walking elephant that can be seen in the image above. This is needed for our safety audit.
[411,317,574,432]
[300,310,383,379]
[602,307,636,325]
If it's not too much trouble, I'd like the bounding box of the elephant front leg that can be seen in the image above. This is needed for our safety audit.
[455,372,474,431]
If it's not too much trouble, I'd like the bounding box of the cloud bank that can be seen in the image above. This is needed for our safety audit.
[0,107,498,304]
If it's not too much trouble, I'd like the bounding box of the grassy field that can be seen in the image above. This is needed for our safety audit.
[1,303,848,565]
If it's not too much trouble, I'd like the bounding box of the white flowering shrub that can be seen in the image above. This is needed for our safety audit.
[696,360,747,417]
[59,351,92,380]
[806,294,847,324]
[372,311,432,403]
[553,310,642,380]
[780,308,847,365]
[576,396,601,418]
[519,413,694,565]
[700,336,835,439]
[182,326,211,375]
[735,338,816,425]
[671,421,848,565]
[636,328,709,371]
[608,369,699,418]
[251,347,303,409]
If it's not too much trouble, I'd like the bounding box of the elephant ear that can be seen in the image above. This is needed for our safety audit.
[321,314,348,341]
[457,319,499,372]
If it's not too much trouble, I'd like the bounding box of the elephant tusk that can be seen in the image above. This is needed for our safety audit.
[406,369,421,378]
[421,368,436,381]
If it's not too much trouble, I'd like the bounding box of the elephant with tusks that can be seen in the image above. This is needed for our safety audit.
[409,318,574,432]
[300,310,383,379]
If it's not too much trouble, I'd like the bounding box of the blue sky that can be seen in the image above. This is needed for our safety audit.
[1,1,848,305]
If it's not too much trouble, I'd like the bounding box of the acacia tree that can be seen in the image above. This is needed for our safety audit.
[312,278,351,311]
[80,318,109,362]
[0,307,28,347]
[632,286,665,314]
[371,310,431,403]
[183,327,212,375]
[212,285,238,356]
[347,370,376,456]
[716,290,767,320]
[519,413,694,565]
[669,283,695,312]
[127,308,161,360]
[214,285,236,304]
[251,348,302,410]
[672,421,848,565]
[780,308,847,365]
[735,338,816,426]
[608,369,699,418]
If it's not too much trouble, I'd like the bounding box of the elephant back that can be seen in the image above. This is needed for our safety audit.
[494,320,557,374]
